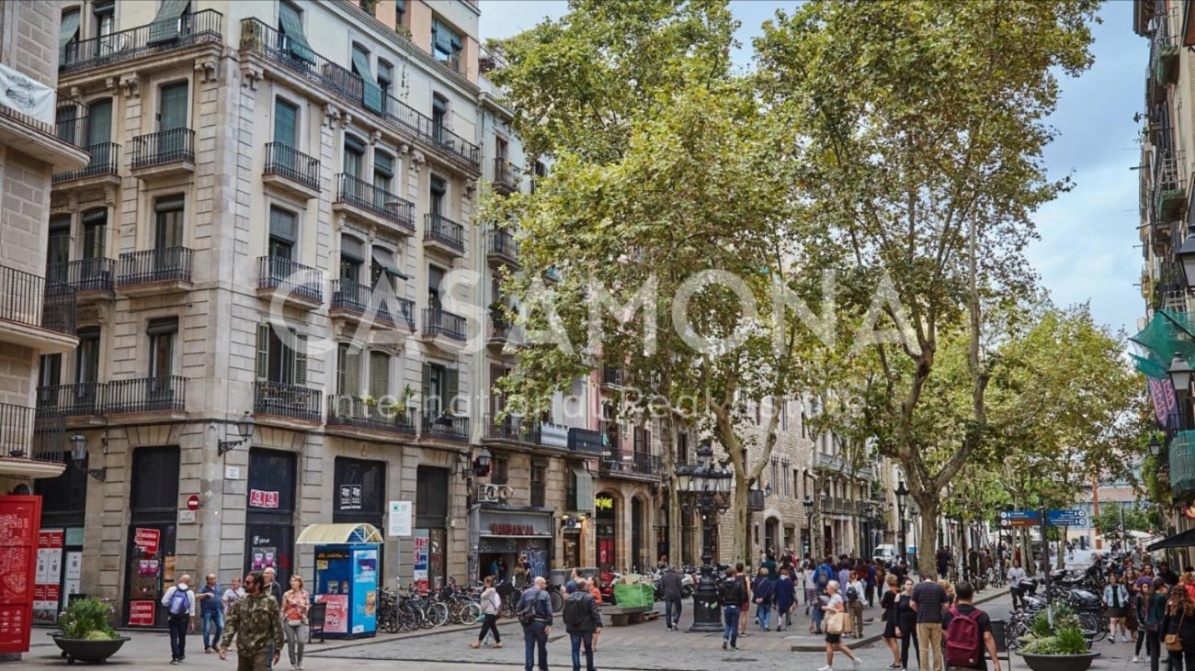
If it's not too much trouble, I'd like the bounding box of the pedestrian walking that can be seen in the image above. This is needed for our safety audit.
[819,580,861,671]
[516,576,553,671]
[562,578,603,671]
[775,567,795,632]
[865,561,877,608]
[942,582,1001,671]
[880,574,900,669]
[1104,572,1130,643]
[1161,584,1195,671]
[912,574,948,671]
[281,576,310,671]
[1006,560,1027,609]
[198,573,224,654]
[661,565,684,631]
[161,573,196,665]
[260,568,283,670]
[752,567,775,632]
[1148,579,1170,671]
[1135,579,1154,664]
[735,562,751,637]
[719,566,745,651]
[896,578,919,671]
[218,571,285,671]
[847,575,865,638]
[472,575,503,649]
[223,576,246,612]
[811,556,836,634]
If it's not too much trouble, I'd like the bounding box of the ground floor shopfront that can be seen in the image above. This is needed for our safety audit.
[32,422,476,628]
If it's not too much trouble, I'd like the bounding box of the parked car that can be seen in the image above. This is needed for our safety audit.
[873,544,899,566]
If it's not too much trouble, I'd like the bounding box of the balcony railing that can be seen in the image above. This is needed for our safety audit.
[330,279,416,329]
[0,264,75,336]
[54,142,121,183]
[600,449,660,476]
[335,173,415,231]
[54,104,90,149]
[424,214,465,252]
[422,308,467,341]
[46,257,116,295]
[567,427,604,454]
[493,158,520,191]
[61,9,224,74]
[130,128,194,169]
[0,403,64,462]
[264,142,320,192]
[257,256,323,304]
[487,230,519,264]
[327,396,416,435]
[37,383,106,417]
[602,366,624,387]
[255,380,322,422]
[240,18,480,171]
[422,413,470,442]
[106,376,187,414]
[485,415,542,444]
[118,247,193,287]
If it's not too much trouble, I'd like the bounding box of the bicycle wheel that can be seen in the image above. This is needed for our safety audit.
[427,601,450,627]
[550,590,564,613]
[380,605,399,634]
[417,605,435,629]
[397,606,416,632]
[459,602,482,625]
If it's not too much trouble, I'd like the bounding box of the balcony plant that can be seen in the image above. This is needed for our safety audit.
[54,597,129,663]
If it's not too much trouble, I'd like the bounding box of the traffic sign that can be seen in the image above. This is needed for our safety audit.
[186,495,201,511]
[999,510,1040,528]
[1047,509,1088,527]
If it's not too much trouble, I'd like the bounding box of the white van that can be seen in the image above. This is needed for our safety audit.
[873,545,898,566]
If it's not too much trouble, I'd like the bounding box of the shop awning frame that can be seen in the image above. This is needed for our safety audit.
[296,522,383,544]
[1146,526,1195,552]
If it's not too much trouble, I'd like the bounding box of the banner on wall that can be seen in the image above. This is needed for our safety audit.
[412,530,429,595]
[127,600,155,627]
[33,530,63,624]
[0,63,55,125]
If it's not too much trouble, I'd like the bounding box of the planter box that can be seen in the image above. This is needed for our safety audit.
[1017,651,1100,671]
[53,636,130,664]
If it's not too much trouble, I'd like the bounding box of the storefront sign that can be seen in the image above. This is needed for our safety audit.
[339,484,362,511]
[479,510,553,538]
[488,523,539,536]
[249,489,280,509]
[319,595,348,634]
[412,531,429,594]
[595,495,614,511]
[127,600,156,627]
[387,501,412,537]
[34,530,64,623]
[133,527,160,556]
[0,497,40,654]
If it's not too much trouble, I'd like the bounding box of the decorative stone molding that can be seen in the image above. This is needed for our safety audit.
[194,57,218,83]
[104,77,118,93]
[341,113,353,128]
[370,130,382,146]
[410,150,426,174]
[119,74,141,98]
[399,143,410,156]
[323,104,342,128]
[465,178,478,198]
[240,62,263,90]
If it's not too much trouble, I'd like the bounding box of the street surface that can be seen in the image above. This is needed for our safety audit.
[11,588,1147,670]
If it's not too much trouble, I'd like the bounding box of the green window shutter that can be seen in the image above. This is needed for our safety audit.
[421,363,431,415]
[351,49,384,114]
[159,82,189,131]
[336,343,348,396]
[445,367,459,413]
[87,99,112,146]
[278,2,315,64]
[369,352,389,399]
[148,0,190,45]
[255,324,270,380]
[294,335,308,386]
[273,98,298,148]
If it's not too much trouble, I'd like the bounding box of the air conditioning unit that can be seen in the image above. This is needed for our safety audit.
[477,484,499,503]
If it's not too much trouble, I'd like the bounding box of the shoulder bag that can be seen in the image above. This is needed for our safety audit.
[1166,611,1186,652]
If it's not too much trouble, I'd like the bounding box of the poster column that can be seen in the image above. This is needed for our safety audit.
[33,530,63,624]
[412,530,429,595]
[0,496,43,655]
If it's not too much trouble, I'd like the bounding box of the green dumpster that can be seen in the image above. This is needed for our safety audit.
[613,582,654,607]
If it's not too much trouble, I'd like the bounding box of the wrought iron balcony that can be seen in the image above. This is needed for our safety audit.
[46,258,116,300]
[254,380,322,423]
[130,128,195,171]
[600,449,660,477]
[263,142,321,197]
[54,142,121,184]
[431,122,481,171]
[0,264,76,338]
[330,279,415,330]
[36,383,106,417]
[256,256,323,308]
[117,247,193,293]
[484,415,544,444]
[0,403,65,462]
[422,308,467,342]
[327,396,416,435]
[424,214,465,254]
[422,413,470,442]
[106,376,187,414]
[493,158,521,193]
[334,173,415,232]
[60,10,224,74]
[486,230,519,267]
[54,104,90,149]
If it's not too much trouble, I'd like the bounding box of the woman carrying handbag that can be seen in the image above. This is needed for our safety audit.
[820,580,860,671]
[1160,585,1195,671]
[281,576,310,671]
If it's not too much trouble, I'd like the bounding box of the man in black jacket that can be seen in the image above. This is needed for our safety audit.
[719,567,746,651]
[661,566,684,631]
[563,578,603,671]
[517,576,554,671]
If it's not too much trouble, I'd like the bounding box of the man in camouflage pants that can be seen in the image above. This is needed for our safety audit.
[218,571,284,671]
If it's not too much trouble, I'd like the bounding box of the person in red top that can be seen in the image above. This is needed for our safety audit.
[281,576,310,671]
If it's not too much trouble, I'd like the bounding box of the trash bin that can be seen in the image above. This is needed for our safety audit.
[613,583,654,608]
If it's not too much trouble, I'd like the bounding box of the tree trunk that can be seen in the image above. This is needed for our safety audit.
[916,493,940,579]
[659,418,682,568]
[733,472,749,566]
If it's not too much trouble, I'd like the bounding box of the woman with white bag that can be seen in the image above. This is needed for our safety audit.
[820,581,861,671]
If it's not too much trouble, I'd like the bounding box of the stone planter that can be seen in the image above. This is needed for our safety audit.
[52,636,130,664]
[1017,651,1100,671]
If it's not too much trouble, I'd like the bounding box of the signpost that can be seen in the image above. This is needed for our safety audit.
[1047,509,1088,528]
[999,510,1041,528]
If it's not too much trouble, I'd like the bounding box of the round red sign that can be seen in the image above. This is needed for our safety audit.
[187,494,201,511]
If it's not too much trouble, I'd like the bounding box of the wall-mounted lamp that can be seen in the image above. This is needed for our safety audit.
[474,446,492,477]
[69,433,106,481]
[217,412,256,456]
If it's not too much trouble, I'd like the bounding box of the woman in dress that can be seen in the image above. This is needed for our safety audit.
[880,574,901,669]
[820,580,860,671]
[1105,572,1130,642]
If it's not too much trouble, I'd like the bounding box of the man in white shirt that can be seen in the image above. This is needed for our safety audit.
[1006,561,1028,609]
[161,574,196,665]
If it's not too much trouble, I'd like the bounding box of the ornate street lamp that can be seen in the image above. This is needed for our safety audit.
[802,495,815,558]
[216,411,256,456]
[1150,435,1163,457]
[895,480,910,564]
[69,433,107,481]
[675,440,732,633]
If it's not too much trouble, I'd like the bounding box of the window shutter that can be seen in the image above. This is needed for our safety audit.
[351,48,384,114]
[273,99,298,148]
[445,367,459,414]
[255,324,270,380]
[374,152,394,178]
[148,0,190,45]
[278,1,315,64]
[421,362,431,397]
[336,344,348,395]
[60,11,81,48]
[294,335,308,386]
[369,352,389,398]
[346,348,360,396]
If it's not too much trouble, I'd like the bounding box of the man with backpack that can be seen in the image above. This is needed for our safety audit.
[661,565,684,631]
[719,566,746,651]
[942,582,1001,671]
[516,576,554,671]
[811,556,836,634]
[562,578,603,671]
[161,573,196,665]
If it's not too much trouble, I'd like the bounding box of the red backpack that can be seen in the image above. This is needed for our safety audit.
[944,607,984,668]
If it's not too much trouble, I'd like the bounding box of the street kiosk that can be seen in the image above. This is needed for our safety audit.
[296,523,382,639]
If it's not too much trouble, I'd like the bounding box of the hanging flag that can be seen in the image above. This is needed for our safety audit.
[0,63,55,125]
[1148,377,1177,427]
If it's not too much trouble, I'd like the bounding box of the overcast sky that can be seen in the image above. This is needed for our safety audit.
[480,1,1146,335]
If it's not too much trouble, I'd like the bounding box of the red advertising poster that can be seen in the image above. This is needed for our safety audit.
[0,496,43,654]
[34,529,64,623]
[127,600,156,627]
[133,528,160,557]
[249,490,280,509]
[318,595,348,634]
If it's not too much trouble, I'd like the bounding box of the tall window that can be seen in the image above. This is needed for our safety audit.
[430,176,445,216]
[378,60,393,100]
[93,0,114,38]
[368,351,390,399]
[76,327,101,385]
[46,216,71,282]
[374,152,393,192]
[274,98,299,148]
[431,18,462,71]
[531,161,546,194]
[269,207,297,260]
[340,236,364,283]
[60,9,81,61]
[39,354,62,392]
[431,95,447,141]
[421,363,458,419]
[147,318,178,379]
[87,98,112,147]
[154,196,185,249]
[427,265,444,310]
[256,325,307,385]
[336,343,361,396]
[158,81,188,134]
[395,0,406,29]
[82,209,106,259]
[344,135,365,179]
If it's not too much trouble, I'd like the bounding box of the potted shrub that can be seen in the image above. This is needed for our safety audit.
[1016,608,1100,671]
[54,597,129,664]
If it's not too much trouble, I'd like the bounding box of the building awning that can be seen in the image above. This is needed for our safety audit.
[372,248,409,280]
[296,523,382,545]
[1147,526,1195,552]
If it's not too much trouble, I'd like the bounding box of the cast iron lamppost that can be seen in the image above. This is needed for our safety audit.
[216,411,256,456]
[674,440,731,633]
[69,433,107,481]
[895,480,909,564]
[802,495,814,559]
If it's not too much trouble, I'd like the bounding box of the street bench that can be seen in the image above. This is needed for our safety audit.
[602,605,656,626]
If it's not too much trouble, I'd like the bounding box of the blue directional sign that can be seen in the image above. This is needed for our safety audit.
[1047,509,1089,527]
[998,510,1040,528]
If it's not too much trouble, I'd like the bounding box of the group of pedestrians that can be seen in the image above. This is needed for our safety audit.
[160,567,309,671]
[874,576,1000,671]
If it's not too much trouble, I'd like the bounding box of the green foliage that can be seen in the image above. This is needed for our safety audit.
[1021,624,1089,655]
[1094,505,1153,540]
[58,597,116,640]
